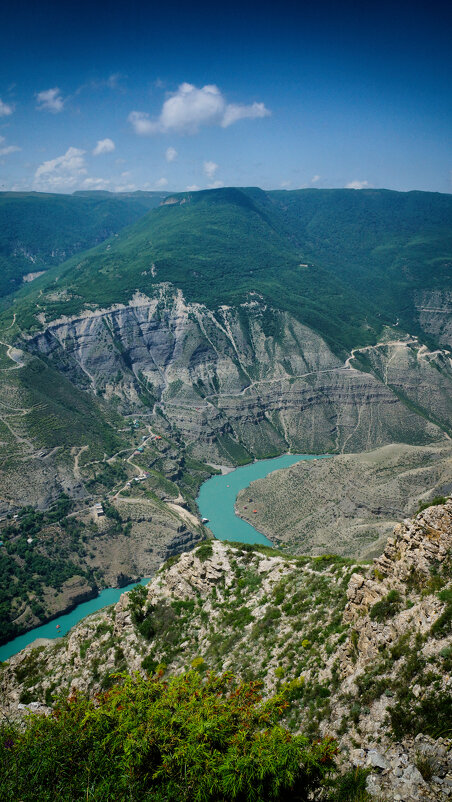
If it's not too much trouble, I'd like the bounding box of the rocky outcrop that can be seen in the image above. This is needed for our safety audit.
[326,500,452,800]
[1,501,451,801]
[343,497,452,633]
[25,287,448,465]
[415,289,452,348]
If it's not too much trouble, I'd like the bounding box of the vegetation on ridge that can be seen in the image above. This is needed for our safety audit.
[4,187,452,352]
[0,670,343,802]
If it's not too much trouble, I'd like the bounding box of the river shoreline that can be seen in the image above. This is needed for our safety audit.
[2,454,326,663]
[0,578,150,663]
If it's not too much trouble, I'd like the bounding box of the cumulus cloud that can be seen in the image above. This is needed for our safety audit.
[208,180,224,189]
[0,98,14,116]
[203,160,218,179]
[81,177,111,190]
[155,177,168,187]
[0,136,20,156]
[311,175,320,184]
[93,138,115,156]
[36,87,65,113]
[34,146,87,190]
[186,184,200,191]
[165,146,177,162]
[128,111,155,135]
[114,183,137,192]
[221,101,270,127]
[0,145,20,156]
[346,180,369,189]
[129,83,270,135]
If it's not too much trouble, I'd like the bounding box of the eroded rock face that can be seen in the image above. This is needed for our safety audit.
[415,289,452,348]
[343,498,452,634]
[25,286,448,463]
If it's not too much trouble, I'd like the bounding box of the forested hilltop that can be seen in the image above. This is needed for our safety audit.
[4,187,452,352]
[0,190,168,299]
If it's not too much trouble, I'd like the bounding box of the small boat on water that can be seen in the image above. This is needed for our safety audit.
[56,624,61,629]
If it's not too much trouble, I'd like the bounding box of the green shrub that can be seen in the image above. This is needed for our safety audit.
[0,671,338,801]
[416,496,446,514]
[415,752,434,781]
[79,640,90,659]
[141,655,158,674]
[327,766,372,801]
[160,553,180,572]
[370,589,402,622]
[430,589,452,637]
[389,688,452,738]
[195,542,213,562]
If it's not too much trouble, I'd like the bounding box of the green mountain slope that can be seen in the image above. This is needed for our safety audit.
[0,190,168,299]
[5,187,451,353]
[268,187,452,332]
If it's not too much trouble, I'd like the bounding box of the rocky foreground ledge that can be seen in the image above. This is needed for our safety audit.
[1,500,451,801]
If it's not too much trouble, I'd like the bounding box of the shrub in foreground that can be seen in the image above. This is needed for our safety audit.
[0,670,337,801]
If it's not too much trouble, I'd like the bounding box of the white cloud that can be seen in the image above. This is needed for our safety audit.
[159,83,224,133]
[114,183,137,192]
[311,174,320,184]
[0,145,20,156]
[186,184,200,191]
[128,111,156,135]
[155,177,168,187]
[165,146,177,162]
[208,180,224,189]
[203,160,218,179]
[93,138,115,156]
[76,73,125,96]
[129,83,270,135]
[106,73,122,89]
[81,177,111,190]
[280,180,291,188]
[0,98,14,116]
[0,136,20,156]
[346,180,369,190]
[34,146,87,190]
[221,101,270,128]
[36,87,65,113]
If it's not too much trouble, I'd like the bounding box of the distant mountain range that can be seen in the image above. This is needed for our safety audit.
[2,187,451,351]
[0,190,169,300]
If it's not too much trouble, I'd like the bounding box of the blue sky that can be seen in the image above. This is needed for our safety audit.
[0,0,451,194]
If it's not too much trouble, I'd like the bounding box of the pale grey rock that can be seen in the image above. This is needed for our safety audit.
[367,749,387,770]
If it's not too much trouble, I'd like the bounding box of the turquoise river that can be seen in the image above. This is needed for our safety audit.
[0,453,327,662]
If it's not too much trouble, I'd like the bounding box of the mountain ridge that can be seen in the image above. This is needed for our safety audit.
[2,497,451,801]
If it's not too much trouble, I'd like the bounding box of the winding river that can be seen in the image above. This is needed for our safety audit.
[0,453,327,662]
[0,579,150,663]
[198,453,328,544]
